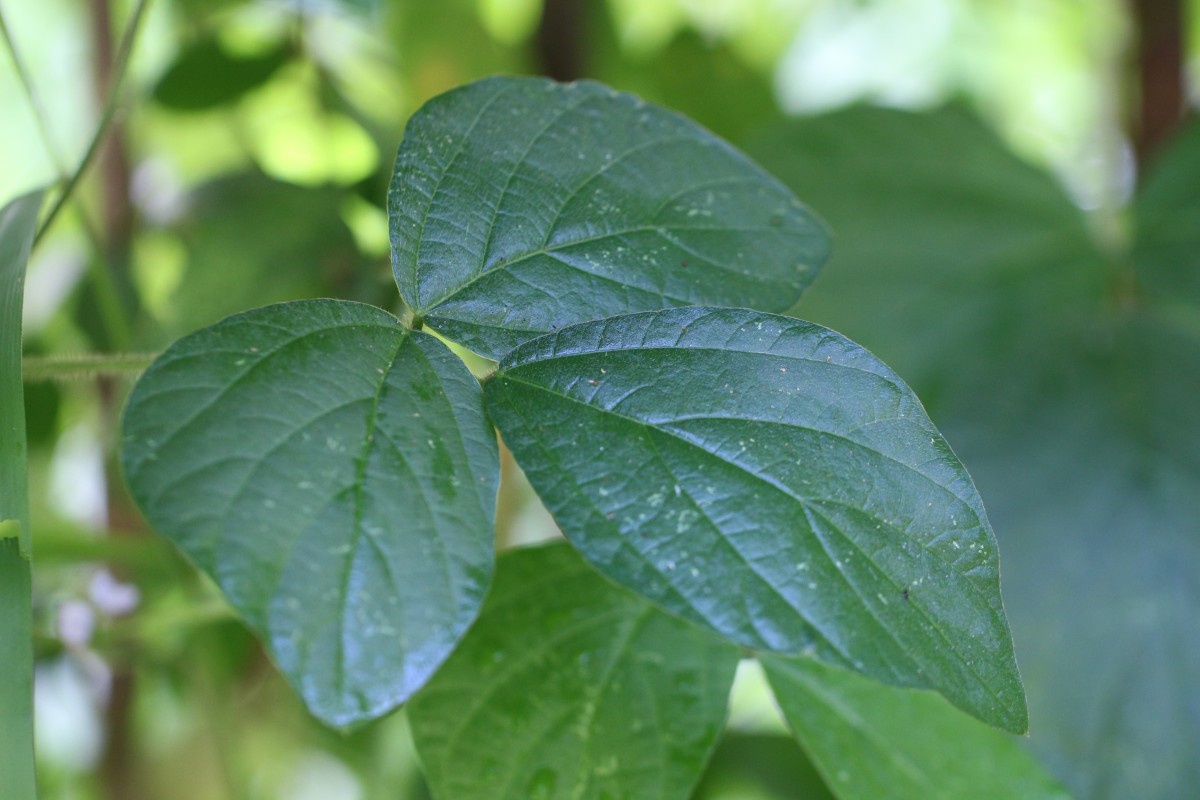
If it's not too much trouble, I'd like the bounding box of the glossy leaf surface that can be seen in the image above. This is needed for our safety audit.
[121,300,498,726]
[388,76,829,359]
[485,307,1025,733]
[763,656,1071,800]
[409,541,740,800]
[747,107,1200,798]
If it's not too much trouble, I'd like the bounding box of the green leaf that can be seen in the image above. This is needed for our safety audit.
[484,307,1026,733]
[408,541,740,800]
[745,106,1200,798]
[0,190,41,556]
[120,299,499,726]
[0,189,42,800]
[1134,119,1200,304]
[153,35,291,111]
[388,76,829,359]
[762,656,1072,800]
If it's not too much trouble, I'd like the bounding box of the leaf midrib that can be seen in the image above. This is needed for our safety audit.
[498,342,976,512]
[333,331,410,701]
[417,219,792,315]
[500,361,994,595]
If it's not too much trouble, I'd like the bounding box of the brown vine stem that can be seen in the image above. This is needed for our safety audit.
[536,0,588,82]
[1127,0,1186,170]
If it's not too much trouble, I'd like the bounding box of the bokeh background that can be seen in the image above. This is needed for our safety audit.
[3,0,1198,798]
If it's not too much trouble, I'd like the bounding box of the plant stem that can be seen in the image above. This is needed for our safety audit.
[1127,0,1186,169]
[536,0,588,81]
[32,521,173,569]
[31,0,152,248]
[79,2,152,795]
[0,191,46,800]
[21,352,156,382]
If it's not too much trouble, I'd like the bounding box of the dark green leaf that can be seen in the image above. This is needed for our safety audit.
[485,307,1026,733]
[763,656,1071,800]
[388,76,829,359]
[121,300,499,726]
[409,541,740,800]
[153,35,291,111]
[745,106,1200,798]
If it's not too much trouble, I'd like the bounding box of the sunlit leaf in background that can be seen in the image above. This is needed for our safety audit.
[389,76,829,359]
[122,300,500,726]
[486,307,1026,733]
[747,106,1200,799]
[409,542,740,800]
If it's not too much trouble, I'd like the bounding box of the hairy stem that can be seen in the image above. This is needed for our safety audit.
[21,352,156,382]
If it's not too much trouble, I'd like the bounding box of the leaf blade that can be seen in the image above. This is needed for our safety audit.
[763,656,1071,800]
[121,299,499,726]
[0,190,44,800]
[485,307,1025,732]
[409,541,741,800]
[388,76,829,359]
